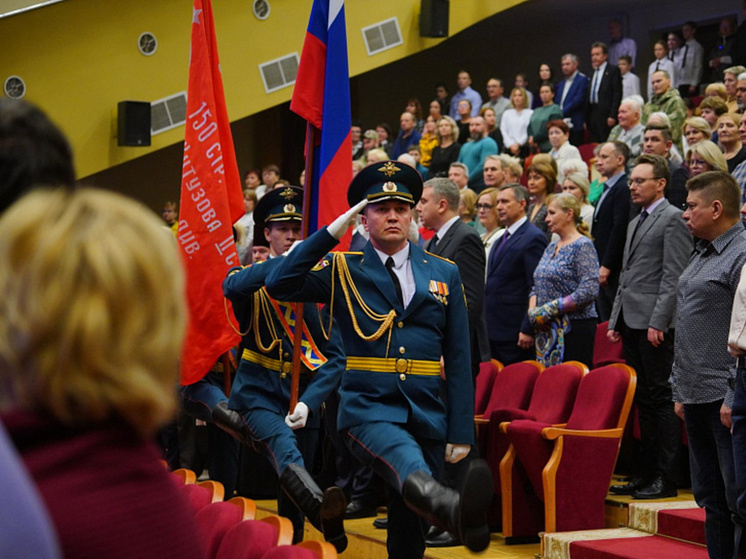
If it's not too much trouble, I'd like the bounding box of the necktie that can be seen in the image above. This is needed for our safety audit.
[489,230,511,266]
[631,210,649,243]
[592,70,600,104]
[429,234,439,251]
[385,257,403,306]
[682,44,688,67]
[656,61,660,71]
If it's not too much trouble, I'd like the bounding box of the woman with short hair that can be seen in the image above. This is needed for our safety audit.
[526,154,558,240]
[528,192,599,366]
[428,116,461,179]
[686,139,728,176]
[0,188,205,559]
[717,113,746,172]
[500,87,533,158]
[528,82,563,153]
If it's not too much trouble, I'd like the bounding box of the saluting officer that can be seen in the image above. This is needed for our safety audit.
[266,162,492,557]
[222,186,347,552]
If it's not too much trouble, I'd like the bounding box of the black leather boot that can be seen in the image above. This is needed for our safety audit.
[212,402,254,446]
[402,460,492,552]
[279,463,348,553]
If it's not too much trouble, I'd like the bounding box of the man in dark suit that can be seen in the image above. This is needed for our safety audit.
[592,141,633,321]
[416,177,492,548]
[556,53,589,146]
[485,184,548,365]
[418,177,491,376]
[588,42,623,143]
[607,154,691,499]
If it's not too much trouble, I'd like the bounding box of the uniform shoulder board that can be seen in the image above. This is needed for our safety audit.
[424,251,456,265]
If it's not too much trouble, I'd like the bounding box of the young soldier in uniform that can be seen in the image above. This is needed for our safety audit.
[222,187,348,552]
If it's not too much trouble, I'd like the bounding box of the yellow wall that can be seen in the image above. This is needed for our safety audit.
[0,0,525,178]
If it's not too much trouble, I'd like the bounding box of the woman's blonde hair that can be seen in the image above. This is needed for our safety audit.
[682,116,712,141]
[717,112,742,133]
[436,116,459,144]
[509,87,529,109]
[686,139,728,172]
[563,171,590,202]
[459,187,477,218]
[705,82,728,102]
[547,192,590,237]
[0,188,186,438]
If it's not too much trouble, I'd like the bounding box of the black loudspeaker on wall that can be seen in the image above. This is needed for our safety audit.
[420,0,449,38]
[117,101,151,147]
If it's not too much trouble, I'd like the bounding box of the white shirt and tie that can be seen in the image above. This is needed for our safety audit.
[676,39,704,89]
[375,244,415,308]
[590,62,607,105]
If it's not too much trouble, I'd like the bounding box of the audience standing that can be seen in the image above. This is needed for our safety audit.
[608,18,637,69]
[556,53,589,146]
[525,154,557,240]
[428,117,461,179]
[392,111,422,159]
[643,70,687,152]
[500,87,533,158]
[485,184,548,365]
[481,78,510,127]
[647,42,678,100]
[678,22,705,97]
[608,96,645,164]
[674,171,746,559]
[607,154,691,500]
[529,193,599,366]
[591,141,631,321]
[527,82,563,153]
[618,55,641,98]
[449,70,483,120]
[458,116,498,191]
[588,42,623,143]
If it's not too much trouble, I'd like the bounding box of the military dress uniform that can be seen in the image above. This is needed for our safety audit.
[267,162,491,557]
[222,187,347,551]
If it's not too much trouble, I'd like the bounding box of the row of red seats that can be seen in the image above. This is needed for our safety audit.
[170,469,337,559]
[472,354,636,543]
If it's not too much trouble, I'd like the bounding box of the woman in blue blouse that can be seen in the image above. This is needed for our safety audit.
[528,193,599,366]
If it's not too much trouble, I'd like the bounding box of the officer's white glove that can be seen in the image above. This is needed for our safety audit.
[445,443,470,464]
[285,402,309,430]
[327,199,368,240]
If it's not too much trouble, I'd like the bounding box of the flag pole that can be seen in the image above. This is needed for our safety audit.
[289,122,317,413]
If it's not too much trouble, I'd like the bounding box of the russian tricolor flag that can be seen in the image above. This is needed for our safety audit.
[291,0,352,245]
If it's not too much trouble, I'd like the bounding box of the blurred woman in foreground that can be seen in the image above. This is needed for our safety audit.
[0,188,205,559]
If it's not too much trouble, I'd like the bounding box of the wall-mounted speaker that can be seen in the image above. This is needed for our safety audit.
[420,0,449,38]
[117,101,151,147]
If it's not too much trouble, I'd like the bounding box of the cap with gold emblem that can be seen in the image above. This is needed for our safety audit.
[254,186,303,228]
[347,160,423,207]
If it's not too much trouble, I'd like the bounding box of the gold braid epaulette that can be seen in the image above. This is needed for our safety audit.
[330,252,396,356]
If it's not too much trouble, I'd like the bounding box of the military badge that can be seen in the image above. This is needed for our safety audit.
[378,161,400,177]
